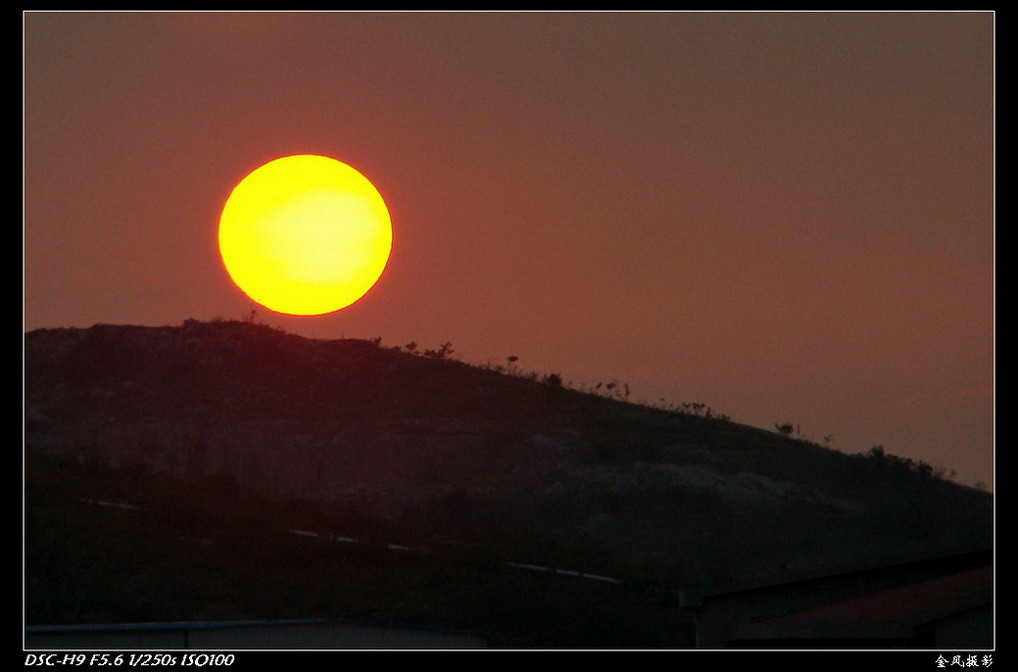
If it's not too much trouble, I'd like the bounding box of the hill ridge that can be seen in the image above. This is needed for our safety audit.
[26,320,992,585]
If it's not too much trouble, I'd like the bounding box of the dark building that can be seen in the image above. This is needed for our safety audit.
[26,619,488,650]
[681,549,992,649]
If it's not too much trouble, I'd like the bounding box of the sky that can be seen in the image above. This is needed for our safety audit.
[24,11,994,488]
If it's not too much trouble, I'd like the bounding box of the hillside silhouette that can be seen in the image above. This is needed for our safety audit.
[25,320,992,648]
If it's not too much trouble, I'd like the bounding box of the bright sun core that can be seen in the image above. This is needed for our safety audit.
[218,154,392,316]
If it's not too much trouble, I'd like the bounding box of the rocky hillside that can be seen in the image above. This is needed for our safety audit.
[25,320,992,621]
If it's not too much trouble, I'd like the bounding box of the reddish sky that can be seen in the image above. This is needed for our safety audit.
[24,12,994,488]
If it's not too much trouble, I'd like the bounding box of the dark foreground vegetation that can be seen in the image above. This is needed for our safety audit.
[27,452,696,648]
[25,320,992,648]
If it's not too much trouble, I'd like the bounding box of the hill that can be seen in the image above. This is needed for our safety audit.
[24,320,993,647]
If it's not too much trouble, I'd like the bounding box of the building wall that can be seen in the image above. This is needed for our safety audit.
[26,620,488,650]
[934,605,993,650]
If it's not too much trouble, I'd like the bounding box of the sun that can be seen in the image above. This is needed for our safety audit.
[218,154,392,316]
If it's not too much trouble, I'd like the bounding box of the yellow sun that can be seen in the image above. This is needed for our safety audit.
[218,154,392,316]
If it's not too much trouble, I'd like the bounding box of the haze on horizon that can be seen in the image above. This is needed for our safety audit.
[23,11,994,488]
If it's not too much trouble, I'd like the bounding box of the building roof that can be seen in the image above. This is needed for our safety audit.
[760,565,991,626]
